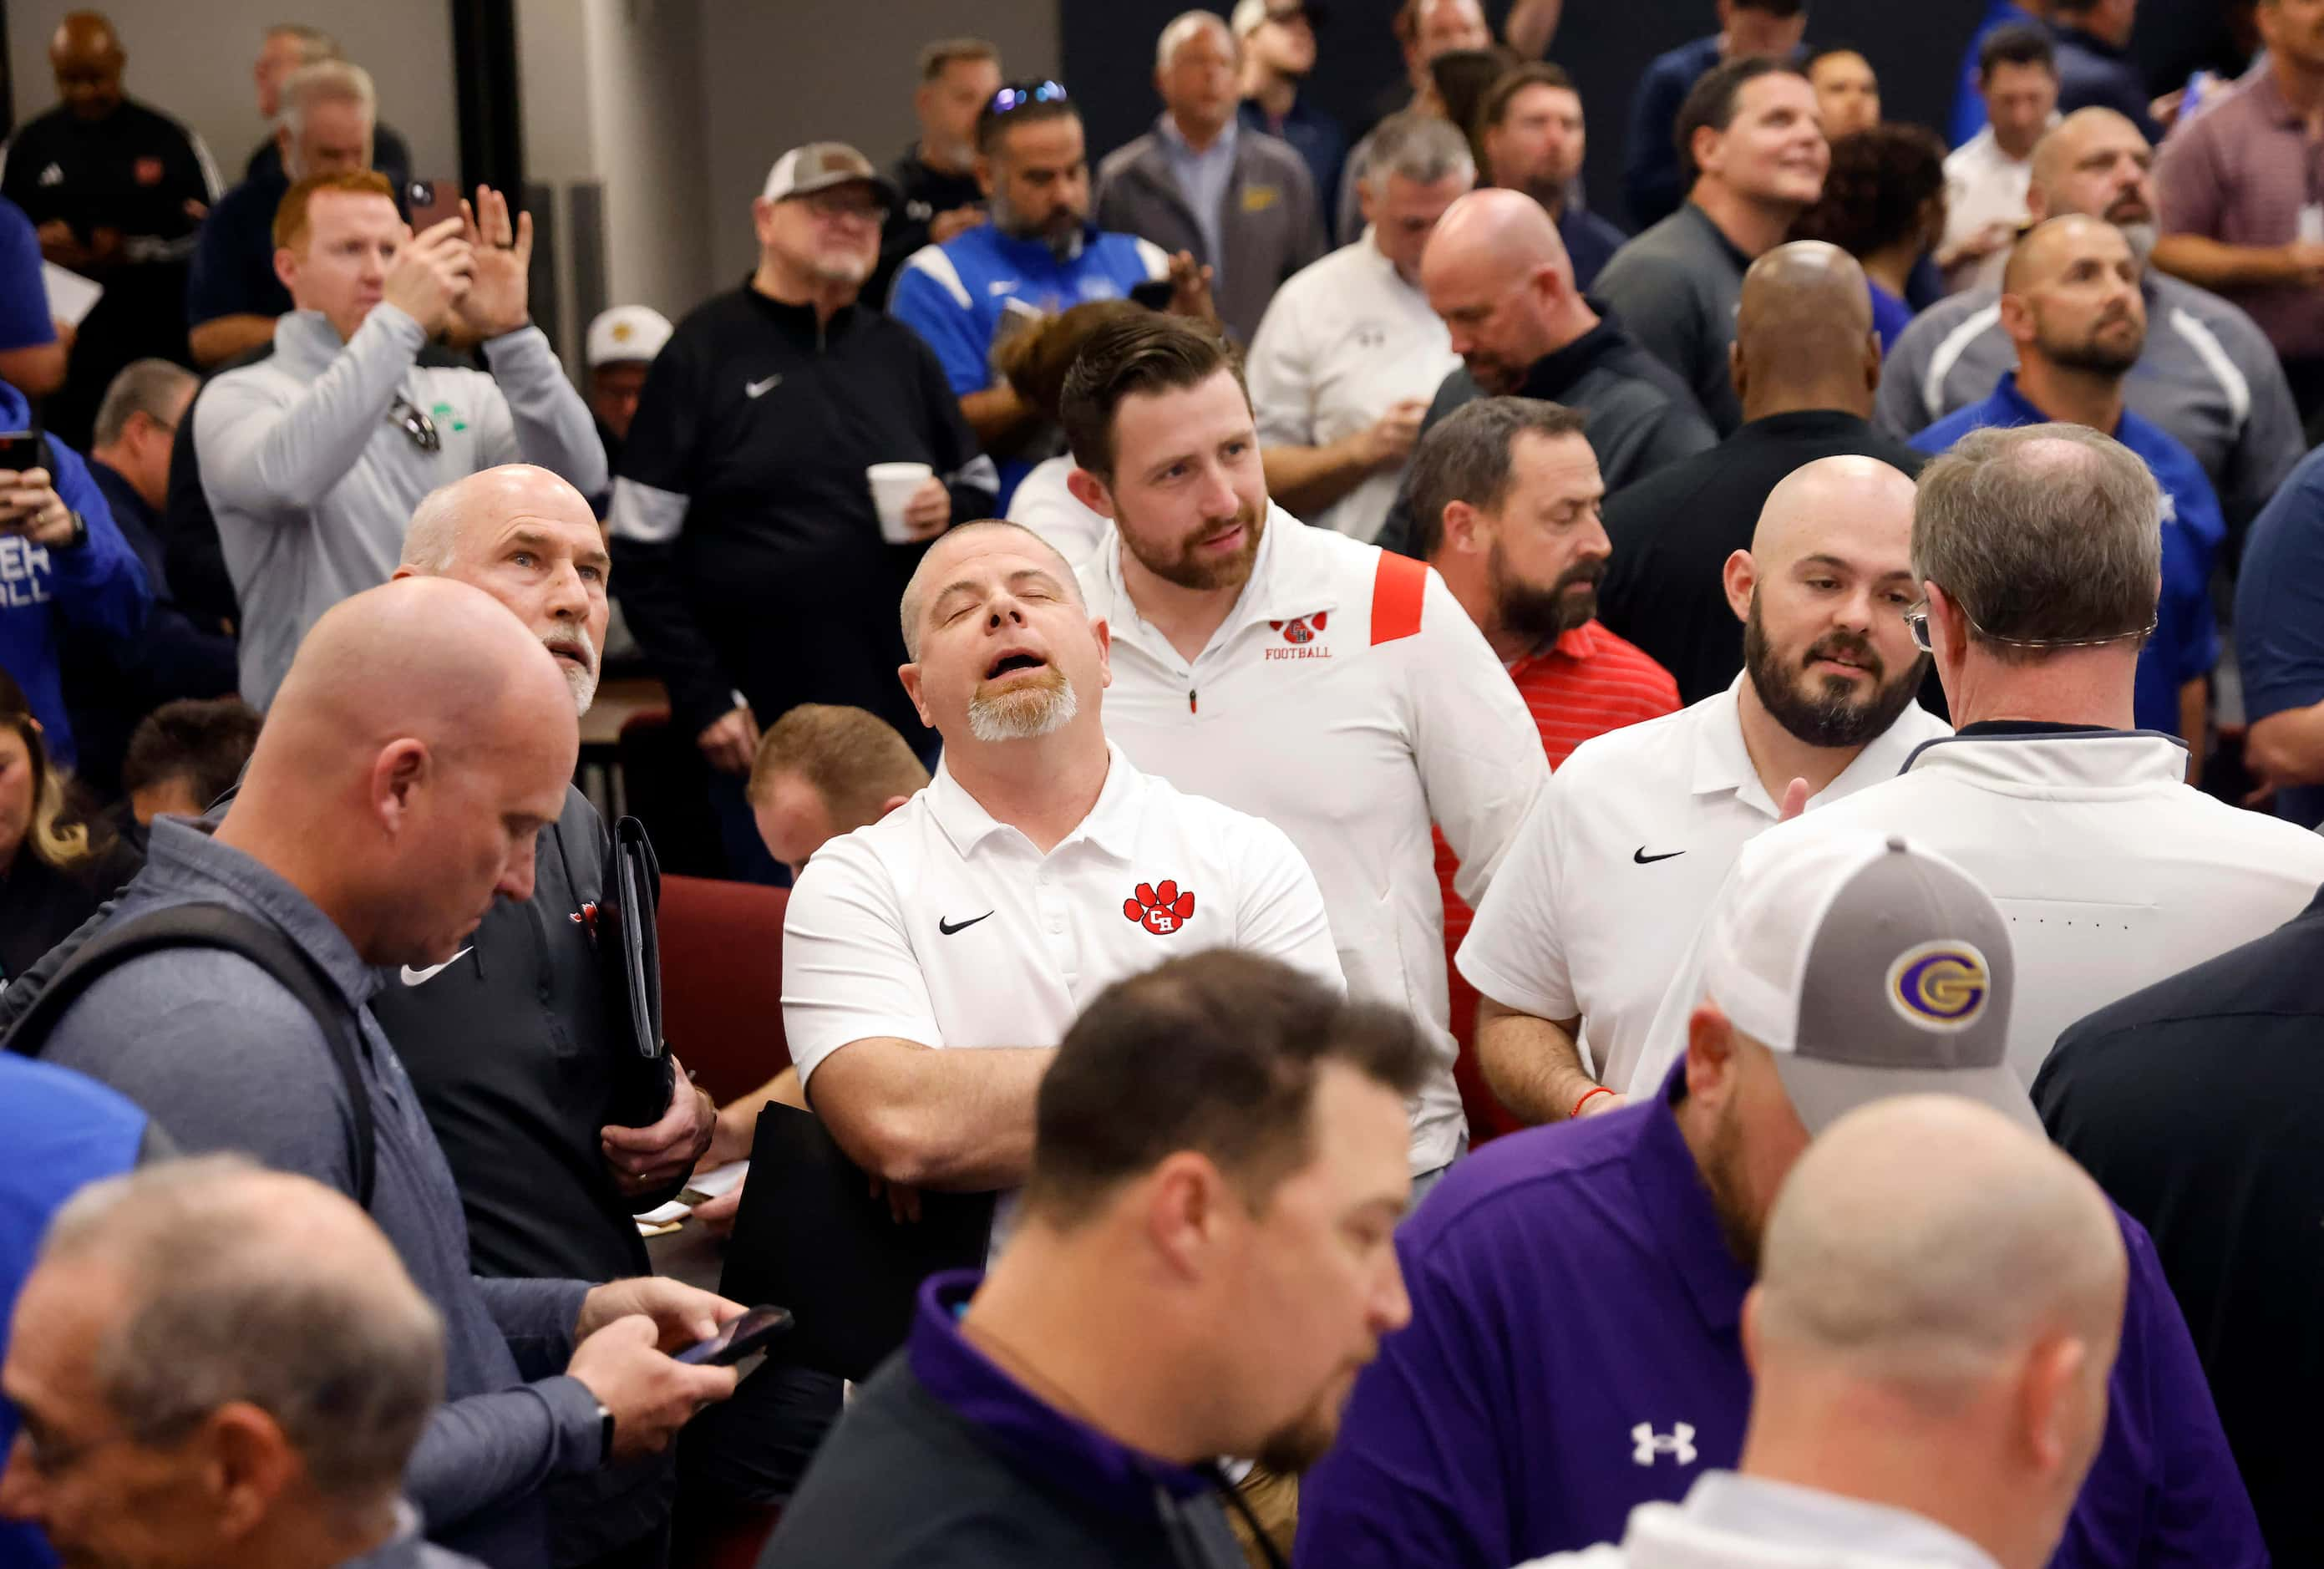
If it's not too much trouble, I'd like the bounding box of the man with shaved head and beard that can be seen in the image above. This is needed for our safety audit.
[1599,240,1927,703]
[379,466,717,1568]
[1910,215,2223,752]
[1457,453,1946,1121]
[778,516,1342,1247]
[20,577,748,1567]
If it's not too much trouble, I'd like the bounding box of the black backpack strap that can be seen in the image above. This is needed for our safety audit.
[3,903,377,1209]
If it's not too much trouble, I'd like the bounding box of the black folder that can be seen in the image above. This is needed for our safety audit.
[718,1104,995,1383]
[600,815,674,1127]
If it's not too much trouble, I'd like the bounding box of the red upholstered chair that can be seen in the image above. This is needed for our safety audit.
[657,875,793,1108]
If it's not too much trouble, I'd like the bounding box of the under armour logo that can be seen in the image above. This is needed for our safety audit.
[1631,1422,1697,1466]
[37,163,63,187]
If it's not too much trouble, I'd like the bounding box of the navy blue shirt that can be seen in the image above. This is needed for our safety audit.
[1240,97,1347,234]
[185,171,291,328]
[0,195,55,353]
[2052,23,2164,144]
[1294,1066,2265,1569]
[1910,373,2221,738]
[1558,202,1626,293]
[2234,443,2324,826]
[1622,34,1721,230]
[0,1057,156,1568]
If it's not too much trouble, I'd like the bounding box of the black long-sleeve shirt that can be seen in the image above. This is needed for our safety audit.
[606,284,996,747]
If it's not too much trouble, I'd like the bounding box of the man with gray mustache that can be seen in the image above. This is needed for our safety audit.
[377,463,718,1569]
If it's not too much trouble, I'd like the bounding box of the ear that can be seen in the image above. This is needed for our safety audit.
[1066,465,1117,520]
[271,246,297,295]
[1739,1284,1765,1379]
[369,739,429,835]
[975,152,997,201]
[201,1403,299,1541]
[1925,580,1972,666]
[750,196,778,248]
[1689,123,1723,184]
[1091,615,1114,693]
[1728,338,1748,405]
[1997,289,2035,346]
[875,793,913,820]
[2017,1334,2091,1475]
[388,564,416,584]
[1862,331,1883,394]
[896,661,933,730]
[1439,498,1485,558]
[273,120,293,161]
[1144,1150,1231,1279]
[1357,173,1380,228]
[1722,547,1758,625]
[1684,999,1740,1109]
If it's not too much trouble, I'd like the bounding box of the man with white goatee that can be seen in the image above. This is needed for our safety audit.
[779,519,1342,1240]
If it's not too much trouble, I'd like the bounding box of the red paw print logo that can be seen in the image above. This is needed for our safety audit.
[570,901,600,941]
[1124,879,1195,935]
[1270,612,1327,645]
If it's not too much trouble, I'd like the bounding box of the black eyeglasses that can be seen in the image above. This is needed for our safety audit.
[389,394,440,454]
[988,79,1069,118]
[1903,598,2157,654]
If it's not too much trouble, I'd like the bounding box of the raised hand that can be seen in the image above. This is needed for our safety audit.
[382,216,475,337]
[454,185,535,339]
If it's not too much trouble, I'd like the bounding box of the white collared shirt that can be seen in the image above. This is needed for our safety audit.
[1080,509,1548,1172]
[1515,1470,2005,1569]
[780,742,1342,1089]
[1939,123,2048,295]
[1245,233,1462,542]
[1627,725,2324,1090]
[1457,677,1951,1096]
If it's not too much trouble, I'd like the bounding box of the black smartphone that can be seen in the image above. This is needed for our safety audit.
[673,1305,794,1367]
[0,432,47,474]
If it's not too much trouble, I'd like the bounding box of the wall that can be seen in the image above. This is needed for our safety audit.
[695,0,1060,288]
[3,0,458,189]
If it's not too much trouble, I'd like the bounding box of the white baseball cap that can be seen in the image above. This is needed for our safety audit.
[585,306,672,369]
[1702,829,2038,1135]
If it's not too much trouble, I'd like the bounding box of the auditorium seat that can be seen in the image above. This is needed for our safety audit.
[658,874,792,1107]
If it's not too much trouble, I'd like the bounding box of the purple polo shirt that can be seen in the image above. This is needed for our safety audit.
[2156,69,2324,361]
[1293,1068,2265,1569]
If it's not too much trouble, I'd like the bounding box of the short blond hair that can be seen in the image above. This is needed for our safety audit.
[273,168,394,250]
[747,704,930,831]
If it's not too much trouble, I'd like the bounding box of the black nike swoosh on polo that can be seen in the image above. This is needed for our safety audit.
[938,911,995,935]
[1632,847,1686,865]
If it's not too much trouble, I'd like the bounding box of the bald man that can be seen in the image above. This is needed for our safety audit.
[380,467,713,1564]
[1599,241,1929,703]
[0,11,220,446]
[1374,189,1714,556]
[1910,216,2223,750]
[1,1156,475,1567]
[1516,1096,2128,1569]
[1457,453,1946,1121]
[1309,824,2263,1569]
[1882,108,2301,536]
[14,578,744,1569]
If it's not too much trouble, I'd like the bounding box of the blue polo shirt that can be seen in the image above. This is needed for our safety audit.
[2,1057,157,1568]
[1621,34,1722,230]
[2235,444,2324,827]
[888,221,1169,507]
[1294,1067,2265,1569]
[1910,374,2221,738]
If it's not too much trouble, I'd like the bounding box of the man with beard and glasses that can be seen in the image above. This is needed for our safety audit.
[1306,820,2263,1569]
[1455,454,1944,1123]
[1058,311,1545,1206]
[778,517,1342,1265]
[1635,423,2324,1094]
[1909,216,2220,751]
[612,143,994,883]
[1882,109,2301,541]
[1372,189,1714,556]
[1406,398,1677,1144]
[764,952,1424,1569]
[1596,242,1925,707]
[382,465,718,1569]
[890,84,1212,510]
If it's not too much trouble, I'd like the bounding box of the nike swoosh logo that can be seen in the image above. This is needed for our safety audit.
[1632,848,1685,866]
[938,912,994,936]
[744,374,782,399]
[400,947,474,986]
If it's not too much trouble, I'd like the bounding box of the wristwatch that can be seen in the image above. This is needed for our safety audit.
[54,510,88,551]
[595,1402,616,1467]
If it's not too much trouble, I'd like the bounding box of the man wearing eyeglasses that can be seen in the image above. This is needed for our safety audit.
[1623,420,2324,1102]
[611,143,997,881]
[1907,215,2222,761]
[192,170,606,711]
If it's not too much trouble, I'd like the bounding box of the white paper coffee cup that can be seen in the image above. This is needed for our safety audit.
[867,462,936,543]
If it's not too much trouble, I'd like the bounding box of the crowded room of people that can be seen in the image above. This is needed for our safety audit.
[2,0,2320,1566]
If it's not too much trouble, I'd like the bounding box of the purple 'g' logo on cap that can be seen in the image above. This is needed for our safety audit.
[1885,942,1990,1033]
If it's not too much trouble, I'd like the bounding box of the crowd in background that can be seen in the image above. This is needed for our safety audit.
[3,1,2324,1568]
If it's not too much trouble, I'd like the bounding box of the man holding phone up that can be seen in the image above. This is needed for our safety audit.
[195,170,604,709]
[0,380,150,772]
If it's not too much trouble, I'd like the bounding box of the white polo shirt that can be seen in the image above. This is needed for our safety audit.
[1081,510,1548,1174]
[1626,726,2324,1094]
[1939,124,2047,295]
[780,741,1342,1089]
[1246,232,1462,544]
[1456,676,1952,1096]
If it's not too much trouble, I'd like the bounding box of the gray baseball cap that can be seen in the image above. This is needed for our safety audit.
[1702,829,2038,1135]
[760,142,899,207]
